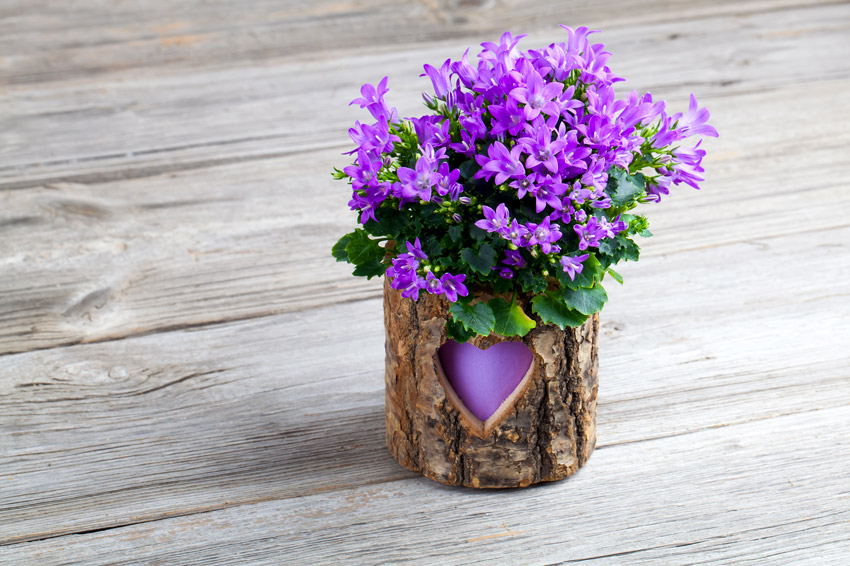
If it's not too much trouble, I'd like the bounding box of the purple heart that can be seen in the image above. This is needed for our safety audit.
[437,340,534,422]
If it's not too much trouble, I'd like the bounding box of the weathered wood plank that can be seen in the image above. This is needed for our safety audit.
[1,79,849,356]
[1,3,848,189]
[1,220,849,544]
[4,406,848,564]
[0,0,837,85]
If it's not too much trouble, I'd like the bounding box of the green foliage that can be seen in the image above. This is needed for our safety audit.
[332,233,352,262]
[345,229,385,265]
[531,293,589,329]
[606,267,624,284]
[558,253,602,290]
[518,270,548,294]
[460,243,496,275]
[559,284,608,315]
[605,167,647,208]
[598,235,640,265]
[489,297,536,337]
[363,212,409,238]
[448,301,496,336]
[334,229,387,279]
[445,316,477,343]
[458,159,478,180]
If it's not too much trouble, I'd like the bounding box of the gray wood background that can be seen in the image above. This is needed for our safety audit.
[1,0,849,563]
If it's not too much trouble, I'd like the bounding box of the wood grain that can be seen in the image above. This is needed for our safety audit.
[1,0,839,85]
[2,79,849,356]
[2,222,848,544]
[1,2,848,190]
[2,0,850,561]
[3,406,848,564]
[383,282,599,487]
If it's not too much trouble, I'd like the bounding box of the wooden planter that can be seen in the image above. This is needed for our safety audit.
[383,278,599,488]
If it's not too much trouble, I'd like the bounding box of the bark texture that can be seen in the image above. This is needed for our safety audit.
[383,278,599,488]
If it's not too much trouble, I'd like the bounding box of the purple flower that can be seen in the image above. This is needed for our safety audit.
[350,77,398,122]
[435,163,462,199]
[474,142,525,185]
[421,59,453,100]
[560,254,589,280]
[671,141,707,190]
[343,149,382,190]
[410,115,450,148]
[497,267,514,279]
[346,117,400,155]
[386,254,419,281]
[502,249,527,269]
[500,219,529,246]
[526,216,562,254]
[672,94,718,139]
[598,216,627,238]
[440,273,468,302]
[397,154,440,201]
[404,237,428,260]
[400,277,425,301]
[510,67,563,120]
[489,98,527,138]
[448,127,479,157]
[452,48,479,88]
[348,182,389,224]
[475,203,511,233]
[424,271,444,295]
[574,216,606,250]
[519,122,566,173]
[528,176,566,213]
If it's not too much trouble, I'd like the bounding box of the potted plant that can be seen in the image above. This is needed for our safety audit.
[332,26,716,488]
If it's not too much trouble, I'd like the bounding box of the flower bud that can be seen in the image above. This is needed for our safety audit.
[458,196,471,205]
[452,213,462,222]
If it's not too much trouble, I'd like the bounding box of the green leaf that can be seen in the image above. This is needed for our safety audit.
[345,229,385,266]
[605,167,646,207]
[518,270,548,294]
[558,253,602,290]
[447,224,463,243]
[458,159,478,180]
[491,276,514,295]
[448,301,496,336]
[606,267,624,284]
[332,233,353,262]
[445,317,476,343]
[423,238,442,258]
[489,297,536,337]
[460,243,496,276]
[531,293,589,329]
[469,225,487,242]
[598,234,641,264]
[363,212,409,238]
[352,258,385,279]
[560,285,608,315]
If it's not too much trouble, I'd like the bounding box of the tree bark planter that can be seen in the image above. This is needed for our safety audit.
[383,278,599,488]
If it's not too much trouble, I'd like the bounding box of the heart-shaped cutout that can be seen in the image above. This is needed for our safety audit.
[436,340,535,438]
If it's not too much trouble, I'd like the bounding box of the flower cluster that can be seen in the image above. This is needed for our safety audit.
[385,238,469,302]
[333,26,716,340]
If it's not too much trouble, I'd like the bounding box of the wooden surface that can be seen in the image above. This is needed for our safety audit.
[1,0,849,563]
